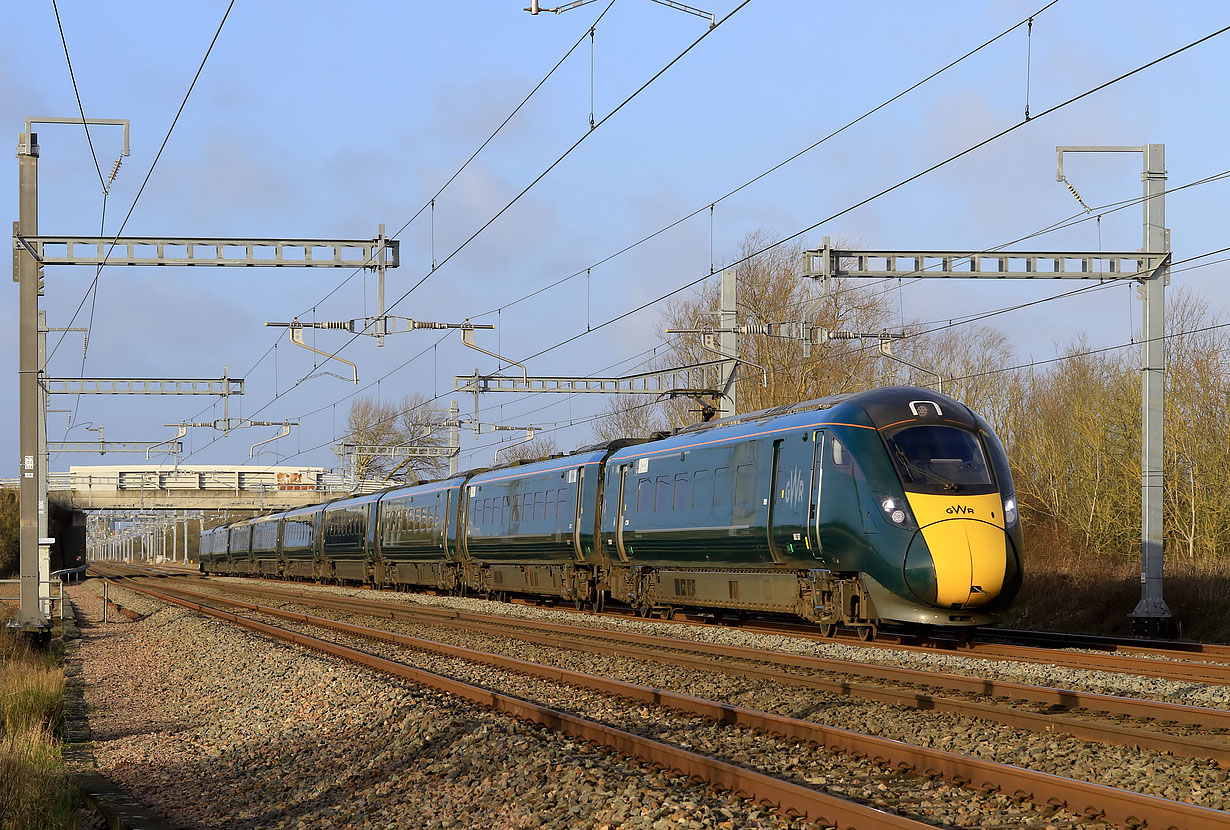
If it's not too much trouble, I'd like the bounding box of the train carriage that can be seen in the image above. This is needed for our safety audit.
[251,513,283,577]
[198,526,223,572]
[226,518,256,576]
[375,475,468,591]
[319,493,382,582]
[462,448,613,606]
[280,504,323,580]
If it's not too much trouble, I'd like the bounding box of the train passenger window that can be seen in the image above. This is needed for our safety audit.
[693,469,712,509]
[831,438,850,468]
[734,464,754,505]
[637,478,652,513]
[535,491,545,520]
[673,474,690,510]
[545,490,556,520]
[714,467,731,503]
[558,488,568,518]
[656,476,671,511]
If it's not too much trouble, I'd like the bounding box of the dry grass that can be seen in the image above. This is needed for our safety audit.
[0,614,77,830]
[999,524,1230,642]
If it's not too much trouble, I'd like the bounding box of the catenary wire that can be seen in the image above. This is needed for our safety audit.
[48,0,237,366]
[179,0,618,425]
[178,0,748,439]
[212,20,1230,470]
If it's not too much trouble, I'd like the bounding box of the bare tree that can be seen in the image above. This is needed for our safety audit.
[591,394,667,443]
[494,435,559,465]
[591,230,898,440]
[343,393,451,483]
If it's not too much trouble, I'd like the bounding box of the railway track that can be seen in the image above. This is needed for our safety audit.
[114,572,1230,762]
[97,570,1230,829]
[99,563,1230,685]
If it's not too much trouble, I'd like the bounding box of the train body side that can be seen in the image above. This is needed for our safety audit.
[194,386,1022,632]
[461,450,608,602]
[375,475,467,591]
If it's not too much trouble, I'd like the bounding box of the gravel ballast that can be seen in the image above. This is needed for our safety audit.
[69,579,812,829]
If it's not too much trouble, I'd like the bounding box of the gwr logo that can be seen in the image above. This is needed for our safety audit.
[781,467,807,507]
[946,504,975,516]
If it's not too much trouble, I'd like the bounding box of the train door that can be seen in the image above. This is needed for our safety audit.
[814,430,863,566]
[442,490,453,560]
[613,464,630,563]
[571,466,585,561]
[767,438,808,563]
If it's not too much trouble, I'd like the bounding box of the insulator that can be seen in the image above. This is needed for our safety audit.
[741,324,772,336]
[317,321,353,331]
[108,156,123,185]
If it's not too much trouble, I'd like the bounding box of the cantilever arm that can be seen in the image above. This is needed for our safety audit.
[250,422,293,459]
[284,324,358,384]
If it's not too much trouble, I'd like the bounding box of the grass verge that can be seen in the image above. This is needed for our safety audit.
[999,531,1230,642]
[0,609,78,830]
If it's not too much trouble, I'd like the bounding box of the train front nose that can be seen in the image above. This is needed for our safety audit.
[902,493,1009,609]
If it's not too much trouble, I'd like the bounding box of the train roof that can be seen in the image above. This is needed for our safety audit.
[603,386,976,463]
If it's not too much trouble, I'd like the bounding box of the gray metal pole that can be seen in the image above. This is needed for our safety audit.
[37,309,50,617]
[449,400,460,477]
[375,223,386,347]
[14,131,47,629]
[718,269,738,419]
[1131,142,1173,634]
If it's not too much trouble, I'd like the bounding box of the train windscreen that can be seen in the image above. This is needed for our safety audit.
[884,425,996,494]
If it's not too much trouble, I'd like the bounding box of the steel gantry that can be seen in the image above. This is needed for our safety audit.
[454,270,754,427]
[801,144,1173,635]
[12,118,400,631]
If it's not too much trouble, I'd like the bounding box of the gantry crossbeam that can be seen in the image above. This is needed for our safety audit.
[333,444,458,459]
[43,377,244,395]
[455,359,729,397]
[15,236,398,270]
[803,246,1169,281]
[48,441,183,454]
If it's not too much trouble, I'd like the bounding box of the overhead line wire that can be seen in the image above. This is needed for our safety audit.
[50,0,105,189]
[180,2,617,425]
[49,0,237,365]
[231,0,1066,450]
[182,0,748,446]
[508,21,1230,369]
[240,18,1230,472]
[466,0,1062,320]
[297,0,619,317]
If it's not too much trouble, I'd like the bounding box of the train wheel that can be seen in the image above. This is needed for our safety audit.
[856,624,877,642]
[818,623,836,638]
[660,606,675,620]
[592,592,605,613]
[637,605,651,618]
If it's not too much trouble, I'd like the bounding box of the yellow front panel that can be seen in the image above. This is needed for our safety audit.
[906,492,1007,608]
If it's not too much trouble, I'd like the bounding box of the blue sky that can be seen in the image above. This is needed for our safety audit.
[2,1,1228,476]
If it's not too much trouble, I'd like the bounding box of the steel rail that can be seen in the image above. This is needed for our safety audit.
[99,564,1230,681]
[157,575,1230,734]
[142,577,1230,766]
[725,619,1230,684]
[978,628,1230,664]
[108,578,1230,830]
[102,579,930,830]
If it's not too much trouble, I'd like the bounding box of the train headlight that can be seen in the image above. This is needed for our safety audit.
[878,495,916,529]
[1003,495,1018,529]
